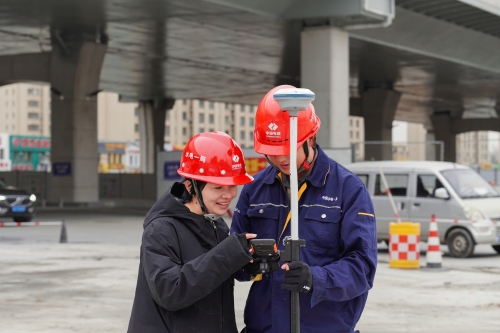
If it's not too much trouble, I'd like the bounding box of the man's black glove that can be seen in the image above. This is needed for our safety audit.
[281,261,313,293]
[242,259,280,276]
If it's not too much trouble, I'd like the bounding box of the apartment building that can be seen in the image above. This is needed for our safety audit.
[350,116,365,161]
[159,99,256,150]
[456,131,490,165]
[0,83,51,136]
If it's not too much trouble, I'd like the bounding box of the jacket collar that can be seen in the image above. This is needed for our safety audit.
[262,144,331,188]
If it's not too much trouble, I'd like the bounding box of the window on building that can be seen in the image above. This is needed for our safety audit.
[209,128,214,132]
[249,131,253,140]
[249,117,254,127]
[240,104,245,112]
[225,130,229,135]
[28,112,39,119]
[182,127,187,135]
[209,101,214,109]
[28,124,39,131]
[182,112,187,120]
[166,112,170,120]
[356,119,359,127]
[225,103,229,110]
[199,100,205,108]
[199,128,205,133]
[28,88,39,95]
[350,119,353,126]
[135,124,139,132]
[225,116,229,124]
[165,126,170,136]
[183,99,187,105]
[350,131,352,139]
[199,113,205,123]
[356,132,359,139]
[209,114,214,124]
[240,117,245,126]
[28,100,39,107]
[240,130,245,140]
[0,149,3,159]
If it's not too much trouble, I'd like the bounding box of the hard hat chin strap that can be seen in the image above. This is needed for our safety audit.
[191,179,220,221]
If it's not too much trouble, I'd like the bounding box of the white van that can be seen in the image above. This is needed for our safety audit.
[345,161,500,258]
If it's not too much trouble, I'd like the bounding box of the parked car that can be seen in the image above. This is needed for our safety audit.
[345,161,500,258]
[0,179,36,222]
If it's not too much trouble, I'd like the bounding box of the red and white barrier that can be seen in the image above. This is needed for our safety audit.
[0,220,67,243]
[0,221,63,227]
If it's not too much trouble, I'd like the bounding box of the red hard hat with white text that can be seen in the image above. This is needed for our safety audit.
[254,85,320,155]
[177,131,253,186]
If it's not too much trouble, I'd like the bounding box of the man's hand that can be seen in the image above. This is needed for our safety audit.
[280,261,313,293]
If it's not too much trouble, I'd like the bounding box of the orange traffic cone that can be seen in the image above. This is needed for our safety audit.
[425,215,442,269]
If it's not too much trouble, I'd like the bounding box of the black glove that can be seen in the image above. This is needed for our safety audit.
[281,261,313,293]
[242,259,280,275]
[235,233,251,253]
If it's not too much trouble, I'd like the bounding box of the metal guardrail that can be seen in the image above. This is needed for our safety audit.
[0,220,67,243]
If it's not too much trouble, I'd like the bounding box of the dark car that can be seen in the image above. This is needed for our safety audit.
[0,180,36,222]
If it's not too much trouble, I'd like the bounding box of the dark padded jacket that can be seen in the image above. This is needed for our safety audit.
[127,182,252,333]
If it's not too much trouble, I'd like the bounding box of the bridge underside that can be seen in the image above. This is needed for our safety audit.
[1,0,499,124]
[1,0,500,203]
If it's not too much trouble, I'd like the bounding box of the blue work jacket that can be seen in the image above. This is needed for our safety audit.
[231,145,377,333]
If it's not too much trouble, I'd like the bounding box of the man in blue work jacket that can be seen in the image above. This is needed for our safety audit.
[230,85,377,333]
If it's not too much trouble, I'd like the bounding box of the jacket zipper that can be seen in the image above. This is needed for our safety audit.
[211,220,220,244]
[210,220,223,332]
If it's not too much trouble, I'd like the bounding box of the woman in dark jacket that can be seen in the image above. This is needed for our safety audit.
[127,132,255,333]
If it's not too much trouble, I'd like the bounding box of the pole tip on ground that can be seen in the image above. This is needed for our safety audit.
[59,220,68,243]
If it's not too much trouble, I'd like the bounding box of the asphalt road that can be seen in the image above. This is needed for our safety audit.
[0,208,499,333]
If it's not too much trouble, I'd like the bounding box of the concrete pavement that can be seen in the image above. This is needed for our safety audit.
[0,208,499,332]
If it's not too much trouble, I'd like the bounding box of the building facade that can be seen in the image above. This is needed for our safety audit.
[0,83,51,137]
[350,116,365,161]
[456,131,490,166]
[161,99,256,150]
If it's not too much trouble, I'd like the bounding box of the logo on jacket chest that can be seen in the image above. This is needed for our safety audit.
[315,194,337,202]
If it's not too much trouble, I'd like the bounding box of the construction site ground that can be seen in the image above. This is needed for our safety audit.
[0,207,499,333]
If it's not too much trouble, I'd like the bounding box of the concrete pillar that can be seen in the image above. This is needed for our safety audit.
[138,99,175,174]
[431,112,456,162]
[362,88,401,161]
[49,36,107,203]
[301,26,350,151]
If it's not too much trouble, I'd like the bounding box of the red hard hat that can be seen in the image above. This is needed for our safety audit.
[177,131,254,186]
[254,85,320,155]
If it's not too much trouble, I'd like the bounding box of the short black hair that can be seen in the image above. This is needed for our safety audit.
[180,178,207,203]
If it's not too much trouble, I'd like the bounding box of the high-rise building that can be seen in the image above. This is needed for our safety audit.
[0,83,51,136]
[456,131,490,165]
[349,116,365,161]
[162,99,256,150]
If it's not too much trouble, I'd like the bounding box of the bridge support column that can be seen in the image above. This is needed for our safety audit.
[49,35,107,203]
[431,112,456,162]
[362,88,401,161]
[138,99,175,174]
[301,26,350,162]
